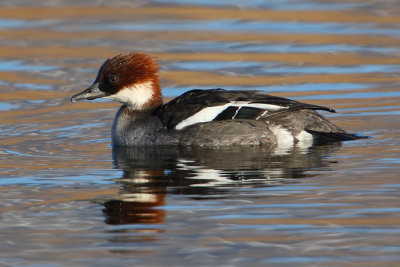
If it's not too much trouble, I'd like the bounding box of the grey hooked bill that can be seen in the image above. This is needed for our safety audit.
[70,82,106,102]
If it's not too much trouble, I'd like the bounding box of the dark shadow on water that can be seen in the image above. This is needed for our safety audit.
[101,144,341,226]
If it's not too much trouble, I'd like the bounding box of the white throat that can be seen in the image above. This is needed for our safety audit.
[105,81,154,109]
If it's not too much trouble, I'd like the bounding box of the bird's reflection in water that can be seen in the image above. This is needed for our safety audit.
[101,143,341,226]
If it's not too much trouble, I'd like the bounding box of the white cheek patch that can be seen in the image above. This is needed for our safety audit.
[105,81,154,109]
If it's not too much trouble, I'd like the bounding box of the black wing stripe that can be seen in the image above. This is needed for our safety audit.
[213,106,238,121]
[213,106,266,121]
[235,107,266,120]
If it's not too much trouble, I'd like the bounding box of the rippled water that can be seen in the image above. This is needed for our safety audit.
[1,0,400,266]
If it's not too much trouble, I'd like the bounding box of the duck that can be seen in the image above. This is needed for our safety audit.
[71,52,364,148]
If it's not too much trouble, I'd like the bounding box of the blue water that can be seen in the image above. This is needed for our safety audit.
[0,1,399,266]
[0,60,57,72]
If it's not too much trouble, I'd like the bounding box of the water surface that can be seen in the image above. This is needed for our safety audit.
[1,0,400,266]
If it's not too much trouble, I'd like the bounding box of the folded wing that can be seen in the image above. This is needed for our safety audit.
[156,89,335,130]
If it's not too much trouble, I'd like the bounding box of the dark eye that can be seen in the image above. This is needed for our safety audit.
[109,75,119,83]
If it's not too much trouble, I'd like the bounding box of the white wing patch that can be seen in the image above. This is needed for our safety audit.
[175,101,286,130]
[232,102,285,111]
[175,103,231,130]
